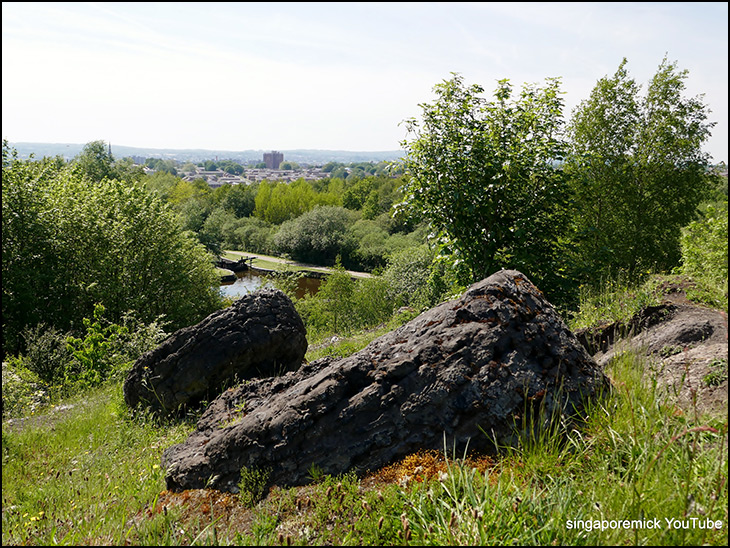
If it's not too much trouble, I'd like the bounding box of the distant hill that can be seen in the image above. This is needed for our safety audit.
[6,142,404,165]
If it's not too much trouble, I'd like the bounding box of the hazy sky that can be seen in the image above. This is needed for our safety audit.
[2,2,728,161]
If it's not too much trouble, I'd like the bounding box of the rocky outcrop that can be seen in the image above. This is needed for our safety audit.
[576,294,728,417]
[162,270,609,493]
[123,289,307,416]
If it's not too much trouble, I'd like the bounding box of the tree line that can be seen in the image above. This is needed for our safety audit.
[400,57,725,308]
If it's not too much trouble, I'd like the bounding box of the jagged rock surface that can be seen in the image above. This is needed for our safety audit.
[123,289,307,416]
[162,270,609,492]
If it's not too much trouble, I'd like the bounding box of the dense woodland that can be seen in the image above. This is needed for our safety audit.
[2,56,727,402]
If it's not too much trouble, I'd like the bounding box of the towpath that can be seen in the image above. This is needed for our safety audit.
[223,250,372,279]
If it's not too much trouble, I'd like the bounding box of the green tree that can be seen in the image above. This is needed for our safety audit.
[273,205,355,265]
[2,143,222,355]
[220,160,244,175]
[220,183,256,218]
[296,259,393,335]
[229,217,276,254]
[2,143,64,353]
[400,74,572,302]
[198,207,237,255]
[254,179,339,225]
[73,140,116,182]
[342,177,375,210]
[566,57,715,280]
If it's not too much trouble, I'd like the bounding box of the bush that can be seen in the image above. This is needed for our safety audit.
[63,304,169,393]
[10,305,169,399]
[296,261,394,337]
[274,206,355,265]
[20,323,72,386]
[3,142,222,357]
[680,201,728,307]
[227,216,277,254]
[381,245,465,310]
[1,357,50,419]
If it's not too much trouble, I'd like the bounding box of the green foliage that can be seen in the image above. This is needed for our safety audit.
[64,304,131,391]
[702,358,728,387]
[2,142,221,356]
[400,73,573,305]
[219,182,256,217]
[380,245,436,309]
[254,179,340,224]
[679,201,728,310]
[72,140,143,183]
[2,145,62,353]
[196,206,235,254]
[220,160,244,175]
[19,323,73,386]
[296,260,394,337]
[144,158,178,176]
[72,140,117,182]
[1,357,50,419]
[345,216,426,272]
[224,216,277,254]
[273,205,355,265]
[237,466,271,508]
[279,161,300,170]
[566,57,715,282]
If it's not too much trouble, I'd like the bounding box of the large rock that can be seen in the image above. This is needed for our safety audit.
[123,289,307,416]
[162,270,609,492]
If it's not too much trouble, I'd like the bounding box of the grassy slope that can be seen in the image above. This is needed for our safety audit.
[2,275,728,546]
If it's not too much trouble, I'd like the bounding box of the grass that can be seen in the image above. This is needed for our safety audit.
[567,273,664,331]
[3,273,728,546]
[222,250,332,276]
[3,346,727,545]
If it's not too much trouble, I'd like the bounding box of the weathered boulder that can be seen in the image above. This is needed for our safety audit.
[123,289,307,416]
[162,270,609,492]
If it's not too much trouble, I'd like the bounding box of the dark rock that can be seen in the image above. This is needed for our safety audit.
[574,303,679,355]
[123,289,307,416]
[162,270,609,493]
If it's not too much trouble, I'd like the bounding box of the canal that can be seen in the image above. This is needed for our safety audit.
[220,270,322,300]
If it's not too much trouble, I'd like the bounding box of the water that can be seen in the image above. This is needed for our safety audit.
[219,271,273,299]
[219,270,322,300]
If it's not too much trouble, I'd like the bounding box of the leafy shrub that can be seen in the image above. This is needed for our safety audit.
[227,216,277,254]
[63,304,169,393]
[381,245,465,310]
[64,304,131,391]
[679,201,728,310]
[1,357,50,419]
[20,323,72,386]
[296,261,394,337]
[274,206,355,266]
[238,466,271,507]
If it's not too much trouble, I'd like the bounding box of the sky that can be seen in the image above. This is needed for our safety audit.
[2,2,728,161]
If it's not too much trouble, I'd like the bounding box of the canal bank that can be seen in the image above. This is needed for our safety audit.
[219,250,372,280]
[217,250,371,300]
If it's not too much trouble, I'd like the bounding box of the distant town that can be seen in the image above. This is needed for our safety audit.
[7,141,405,186]
[175,151,334,187]
[7,142,404,165]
